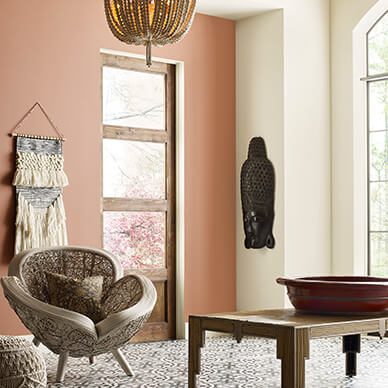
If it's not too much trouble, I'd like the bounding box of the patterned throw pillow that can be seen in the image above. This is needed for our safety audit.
[45,272,104,323]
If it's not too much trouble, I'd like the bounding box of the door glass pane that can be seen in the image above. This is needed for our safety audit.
[103,211,166,269]
[368,12,388,76]
[103,139,165,199]
[103,66,165,130]
[369,131,388,181]
[370,232,388,276]
[369,81,388,131]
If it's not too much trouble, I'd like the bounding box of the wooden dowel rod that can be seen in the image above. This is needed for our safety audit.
[8,132,66,141]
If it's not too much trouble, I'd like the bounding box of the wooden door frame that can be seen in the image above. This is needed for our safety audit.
[100,49,186,339]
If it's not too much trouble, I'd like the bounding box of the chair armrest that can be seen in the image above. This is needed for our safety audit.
[1,276,97,339]
[96,274,157,339]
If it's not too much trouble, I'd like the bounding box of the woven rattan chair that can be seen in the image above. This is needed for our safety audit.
[1,246,157,383]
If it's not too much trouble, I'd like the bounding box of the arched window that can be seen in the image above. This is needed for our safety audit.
[366,11,388,276]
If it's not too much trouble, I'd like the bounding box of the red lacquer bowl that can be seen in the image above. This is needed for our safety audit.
[277,276,388,315]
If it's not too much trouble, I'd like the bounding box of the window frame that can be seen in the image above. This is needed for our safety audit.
[363,11,388,275]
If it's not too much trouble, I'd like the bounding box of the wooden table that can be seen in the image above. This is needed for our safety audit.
[188,309,388,388]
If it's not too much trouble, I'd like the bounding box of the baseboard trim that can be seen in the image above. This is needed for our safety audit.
[16,334,34,340]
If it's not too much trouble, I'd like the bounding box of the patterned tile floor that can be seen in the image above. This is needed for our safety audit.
[45,337,388,387]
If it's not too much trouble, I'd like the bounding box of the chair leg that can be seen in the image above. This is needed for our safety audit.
[33,337,40,347]
[89,356,96,364]
[112,348,134,377]
[56,352,69,383]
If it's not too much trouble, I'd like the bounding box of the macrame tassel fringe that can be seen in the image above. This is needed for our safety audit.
[12,168,68,188]
[12,151,69,188]
[14,194,68,254]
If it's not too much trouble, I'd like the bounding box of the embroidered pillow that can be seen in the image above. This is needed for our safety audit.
[45,272,104,323]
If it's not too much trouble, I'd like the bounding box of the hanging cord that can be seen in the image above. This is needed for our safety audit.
[9,102,66,141]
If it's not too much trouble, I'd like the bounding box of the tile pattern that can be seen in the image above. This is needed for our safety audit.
[45,336,388,387]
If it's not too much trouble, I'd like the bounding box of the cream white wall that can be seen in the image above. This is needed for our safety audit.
[331,0,379,275]
[236,1,331,310]
[236,10,285,310]
[283,1,331,279]
[236,0,388,310]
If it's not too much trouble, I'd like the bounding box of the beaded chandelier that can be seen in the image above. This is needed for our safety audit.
[104,0,197,67]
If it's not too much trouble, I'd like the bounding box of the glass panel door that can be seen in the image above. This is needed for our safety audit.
[102,54,176,341]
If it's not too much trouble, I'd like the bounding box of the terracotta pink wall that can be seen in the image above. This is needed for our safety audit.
[0,1,236,334]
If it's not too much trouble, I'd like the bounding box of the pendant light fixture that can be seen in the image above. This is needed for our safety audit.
[104,0,197,67]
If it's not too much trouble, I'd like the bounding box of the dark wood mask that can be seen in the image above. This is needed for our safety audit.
[240,137,275,249]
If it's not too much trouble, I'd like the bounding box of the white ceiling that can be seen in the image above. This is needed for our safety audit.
[196,0,285,20]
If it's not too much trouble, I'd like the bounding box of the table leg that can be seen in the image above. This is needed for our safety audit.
[277,327,310,388]
[189,316,204,388]
[342,334,361,377]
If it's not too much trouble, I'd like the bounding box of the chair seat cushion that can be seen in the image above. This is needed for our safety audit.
[45,272,104,323]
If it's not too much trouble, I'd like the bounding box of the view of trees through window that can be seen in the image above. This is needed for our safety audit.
[102,62,170,270]
[367,12,388,276]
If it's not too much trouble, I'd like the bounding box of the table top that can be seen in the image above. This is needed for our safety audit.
[192,309,388,328]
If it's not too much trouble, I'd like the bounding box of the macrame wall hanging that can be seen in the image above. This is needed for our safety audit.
[10,102,68,254]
